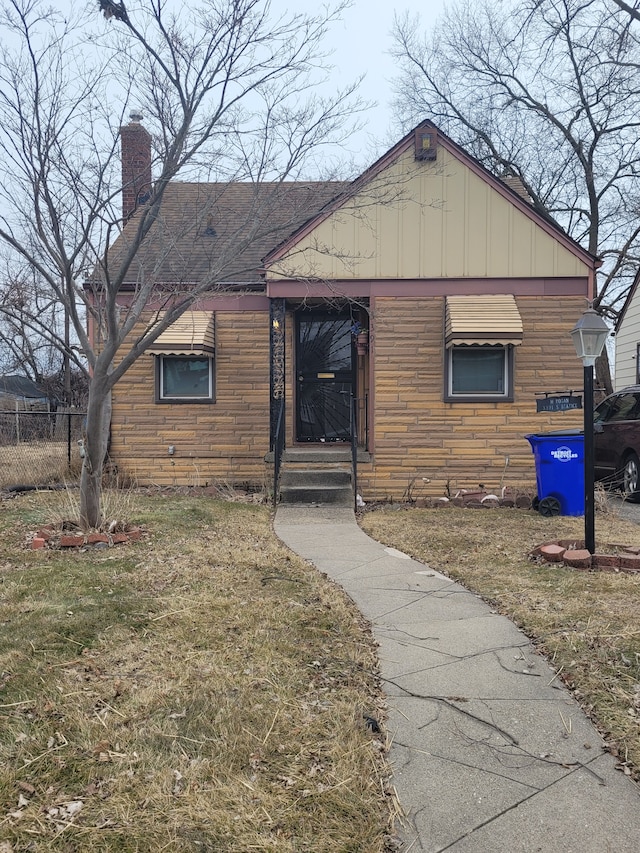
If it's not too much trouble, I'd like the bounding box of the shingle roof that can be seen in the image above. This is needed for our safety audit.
[105,180,347,288]
[0,375,47,399]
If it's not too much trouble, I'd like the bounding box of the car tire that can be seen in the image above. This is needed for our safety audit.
[621,452,640,502]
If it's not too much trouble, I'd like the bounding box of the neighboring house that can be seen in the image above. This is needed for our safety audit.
[103,120,596,500]
[614,272,640,390]
[0,375,50,411]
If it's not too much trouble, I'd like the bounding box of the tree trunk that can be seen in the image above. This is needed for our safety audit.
[79,380,112,529]
[595,348,613,402]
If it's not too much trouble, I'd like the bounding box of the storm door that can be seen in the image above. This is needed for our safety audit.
[296,313,354,442]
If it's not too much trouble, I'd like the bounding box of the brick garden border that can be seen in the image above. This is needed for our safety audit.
[531,539,640,573]
[31,525,144,550]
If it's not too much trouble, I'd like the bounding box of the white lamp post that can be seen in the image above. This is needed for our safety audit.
[570,307,610,554]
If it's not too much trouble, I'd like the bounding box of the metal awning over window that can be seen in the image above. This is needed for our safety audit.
[445,295,523,348]
[147,311,215,356]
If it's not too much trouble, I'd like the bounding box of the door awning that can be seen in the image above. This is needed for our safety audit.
[445,295,523,348]
[147,311,215,356]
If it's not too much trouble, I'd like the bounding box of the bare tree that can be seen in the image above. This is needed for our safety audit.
[0,0,360,527]
[611,0,640,23]
[391,0,640,389]
[0,260,65,382]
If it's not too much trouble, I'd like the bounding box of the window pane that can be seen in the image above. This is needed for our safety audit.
[599,393,640,423]
[162,357,211,398]
[451,347,505,395]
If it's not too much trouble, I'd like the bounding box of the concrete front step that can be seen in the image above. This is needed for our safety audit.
[276,445,362,506]
[279,484,353,505]
[279,468,353,505]
[282,447,352,464]
[280,469,352,487]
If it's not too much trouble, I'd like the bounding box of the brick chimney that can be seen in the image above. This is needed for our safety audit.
[120,112,152,223]
[501,172,533,204]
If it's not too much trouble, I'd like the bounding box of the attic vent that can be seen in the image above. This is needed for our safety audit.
[203,215,217,237]
[415,129,437,161]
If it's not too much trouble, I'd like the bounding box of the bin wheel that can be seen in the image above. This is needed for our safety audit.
[531,496,539,512]
[538,496,561,517]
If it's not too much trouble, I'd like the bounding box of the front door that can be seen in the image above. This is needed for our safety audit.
[296,313,354,442]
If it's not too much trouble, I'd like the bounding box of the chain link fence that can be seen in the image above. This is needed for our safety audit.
[0,411,87,489]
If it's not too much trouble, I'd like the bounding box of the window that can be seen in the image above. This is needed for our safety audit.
[594,391,640,424]
[156,355,215,402]
[444,295,521,403]
[146,311,216,403]
[445,344,513,402]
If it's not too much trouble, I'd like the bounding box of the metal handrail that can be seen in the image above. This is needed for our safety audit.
[272,398,285,507]
[351,395,358,511]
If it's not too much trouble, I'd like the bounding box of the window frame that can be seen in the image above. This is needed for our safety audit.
[154,354,216,404]
[444,344,514,403]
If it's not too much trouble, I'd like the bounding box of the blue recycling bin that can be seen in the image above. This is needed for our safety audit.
[525,433,584,516]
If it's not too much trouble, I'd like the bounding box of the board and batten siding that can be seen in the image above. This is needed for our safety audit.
[109,311,271,487]
[355,294,586,500]
[268,148,591,283]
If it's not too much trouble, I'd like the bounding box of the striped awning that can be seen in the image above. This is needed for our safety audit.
[445,295,523,348]
[147,311,215,356]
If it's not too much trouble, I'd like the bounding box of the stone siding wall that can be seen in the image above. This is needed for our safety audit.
[356,295,585,500]
[109,311,270,488]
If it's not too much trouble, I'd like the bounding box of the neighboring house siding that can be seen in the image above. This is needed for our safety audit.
[615,298,640,390]
[355,295,585,500]
[109,311,270,486]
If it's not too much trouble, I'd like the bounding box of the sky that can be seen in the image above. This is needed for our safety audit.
[271,0,449,167]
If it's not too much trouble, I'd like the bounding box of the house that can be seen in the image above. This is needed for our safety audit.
[103,119,596,500]
[614,272,640,390]
[0,375,50,411]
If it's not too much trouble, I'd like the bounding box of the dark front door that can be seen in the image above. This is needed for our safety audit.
[296,313,354,442]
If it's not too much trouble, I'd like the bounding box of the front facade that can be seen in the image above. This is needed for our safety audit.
[107,122,595,499]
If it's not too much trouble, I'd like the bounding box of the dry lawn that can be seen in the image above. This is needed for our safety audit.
[0,492,392,852]
[359,504,640,782]
[0,442,78,489]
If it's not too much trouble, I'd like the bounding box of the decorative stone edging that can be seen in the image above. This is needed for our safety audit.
[30,525,144,550]
[531,539,640,572]
[413,489,533,509]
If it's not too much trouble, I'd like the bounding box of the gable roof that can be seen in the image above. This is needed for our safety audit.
[263,120,596,273]
[105,181,347,289]
[100,120,596,293]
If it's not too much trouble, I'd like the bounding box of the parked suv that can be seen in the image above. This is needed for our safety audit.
[594,386,640,501]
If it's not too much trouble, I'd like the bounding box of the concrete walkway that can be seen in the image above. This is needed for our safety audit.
[274,504,640,853]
